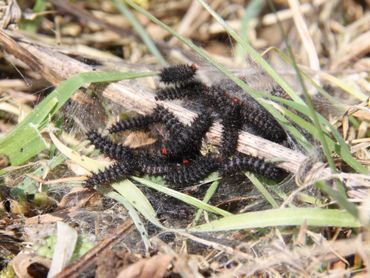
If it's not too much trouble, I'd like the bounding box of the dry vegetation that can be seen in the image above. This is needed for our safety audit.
[0,0,369,277]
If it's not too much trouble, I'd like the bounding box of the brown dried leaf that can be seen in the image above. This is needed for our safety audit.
[58,187,100,209]
[10,253,51,278]
[117,254,173,278]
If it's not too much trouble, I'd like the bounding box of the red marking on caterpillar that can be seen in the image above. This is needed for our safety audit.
[190,63,199,72]
[231,97,241,105]
[160,147,168,156]
[182,159,189,166]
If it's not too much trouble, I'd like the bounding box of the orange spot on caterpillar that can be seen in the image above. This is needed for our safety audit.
[160,147,168,156]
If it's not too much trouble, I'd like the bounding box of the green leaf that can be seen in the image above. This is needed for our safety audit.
[133,177,231,217]
[0,71,156,165]
[235,0,265,60]
[107,191,151,250]
[190,208,361,232]
[245,173,279,208]
[0,123,49,165]
[112,180,163,228]
[193,180,220,224]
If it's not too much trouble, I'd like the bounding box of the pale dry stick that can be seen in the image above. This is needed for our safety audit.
[170,0,223,43]
[54,219,134,278]
[169,0,202,40]
[207,0,326,34]
[168,231,238,257]
[0,79,27,90]
[234,238,360,276]
[281,171,370,208]
[331,30,370,70]
[287,0,320,88]
[25,174,86,185]
[343,13,370,42]
[0,30,309,174]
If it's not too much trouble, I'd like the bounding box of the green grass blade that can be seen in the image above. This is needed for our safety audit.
[107,191,151,249]
[195,0,304,105]
[190,208,361,232]
[112,0,167,66]
[267,47,345,107]
[316,181,358,217]
[0,71,156,165]
[132,177,231,217]
[245,173,279,208]
[0,123,49,165]
[193,180,220,224]
[112,180,163,228]
[265,1,336,173]
[235,0,265,60]
[270,96,368,174]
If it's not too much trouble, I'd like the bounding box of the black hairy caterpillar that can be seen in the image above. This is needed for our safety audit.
[108,114,158,133]
[219,105,244,157]
[155,71,287,145]
[155,80,205,101]
[84,64,288,189]
[159,111,214,161]
[152,105,186,136]
[163,155,220,186]
[86,131,133,161]
[85,162,135,187]
[220,154,287,181]
[240,101,286,143]
[159,64,198,84]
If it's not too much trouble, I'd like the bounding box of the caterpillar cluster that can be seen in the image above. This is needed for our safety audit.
[85,64,288,188]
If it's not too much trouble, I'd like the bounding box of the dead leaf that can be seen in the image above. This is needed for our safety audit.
[11,253,51,278]
[58,187,100,209]
[117,254,173,278]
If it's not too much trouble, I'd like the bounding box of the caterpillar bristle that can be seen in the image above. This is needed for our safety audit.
[109,115,157,133]
[220,154,287,181]
[220,126,240,157]
[219,105,243,157]
[159,64,198,84]
[86,130,133,161]
[240,106,286,143]
[155,80,204,101]
[164,155,219,186]
[84,162,133,187]
[161,111,214,160]
[153,105,186,135]
[138,158,177,175]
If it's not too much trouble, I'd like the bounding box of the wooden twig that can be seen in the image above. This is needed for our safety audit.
[48,0,138,40]
[0,30,312,174]
[53,219,133,278]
